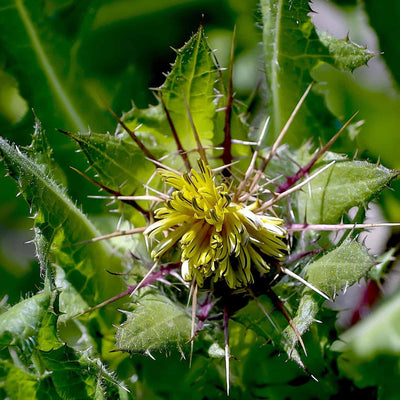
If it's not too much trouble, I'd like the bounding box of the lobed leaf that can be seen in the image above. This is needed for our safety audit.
[260,0,374,144]
[298,161,398,224]
[116,292,191,354]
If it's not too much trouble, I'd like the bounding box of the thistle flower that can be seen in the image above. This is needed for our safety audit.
[145,159,288,289]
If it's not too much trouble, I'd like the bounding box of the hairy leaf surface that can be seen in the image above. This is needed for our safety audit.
[0,137,122,305]
[282,239,374,364]
[67,131,155,195]
[116,292,191,354]
[298,161,397,224]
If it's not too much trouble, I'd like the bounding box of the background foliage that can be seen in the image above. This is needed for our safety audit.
[1,0,400,399]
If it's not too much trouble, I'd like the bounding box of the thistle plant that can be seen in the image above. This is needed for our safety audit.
[1,1,400,399]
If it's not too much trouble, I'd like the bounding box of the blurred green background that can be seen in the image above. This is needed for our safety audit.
[0,0,399,303]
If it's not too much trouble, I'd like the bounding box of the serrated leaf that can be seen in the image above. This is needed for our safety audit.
[0,137,123,305]
[317,30,376,72]
[0,291,50,349]
[116,292,191,354]
[261,0,334,142]
[160,26,216,148]
[260,0,373,144]
[124,26,216,155]
[283,239,373,363]
[67,131,155,195]
[306,239,374,299]
[298,161,398,224]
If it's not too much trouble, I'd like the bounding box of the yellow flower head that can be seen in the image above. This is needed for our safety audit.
[145,160,288,288]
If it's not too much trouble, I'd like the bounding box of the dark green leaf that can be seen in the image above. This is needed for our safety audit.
[0,137,123,305]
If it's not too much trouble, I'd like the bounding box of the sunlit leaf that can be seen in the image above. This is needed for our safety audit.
[116,292,191,354]
[282,239,374,364]
[260,0,374,143]
[0,291,50,349]
[298,161,397,224]
[123,26,217,156]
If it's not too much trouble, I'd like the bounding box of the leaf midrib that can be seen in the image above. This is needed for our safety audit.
[15,0,86,132]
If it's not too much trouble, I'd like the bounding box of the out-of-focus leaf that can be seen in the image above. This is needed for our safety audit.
[260,0,374,144]
[298,161,397,224]
[336,289,400,399]
[0,0,88,132]
[338,289,400,359]
[0,361,42,400]
[364,0,400,87]
[0,137,123,305]
[116,292,191,354]
[0,70,28,125]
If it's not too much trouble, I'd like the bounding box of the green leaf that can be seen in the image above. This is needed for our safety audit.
[39,347,127,400]
[0,69,28,125]
[0,361,41,400]
[0,0,87,132]
[232,294,287,344]
[159,25,216,148]
[282,239,374,362]
[0,291,50,349]
[124,26,217,155]
[336,290,400,398]
[67,131,154,195]
[306,239,374,299]
[260,0,373,143]
[116,292,191,354]
[298,161,398,224]
[338,289,400,359]
[0,136,123,305]
[317,30,376,72]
